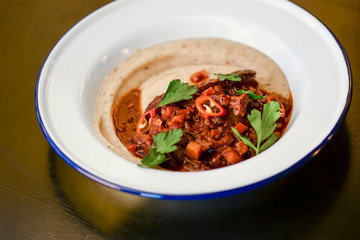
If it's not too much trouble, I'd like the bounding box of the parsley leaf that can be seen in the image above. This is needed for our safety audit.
[141,146,167,167]
[214,73,242,81]
[232,101,281,155]
[140,129,183,167]
[234,88,267,100]
[153,128,183,154]
[259,133,278,152]
[158,79,198,107]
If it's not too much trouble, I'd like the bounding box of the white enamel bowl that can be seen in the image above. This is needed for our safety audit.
[36,0,351,200]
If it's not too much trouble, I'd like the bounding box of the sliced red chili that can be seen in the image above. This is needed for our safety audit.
[195,96,226,118]
[266,96,286,118]
[190,69,209,83]
[201,87,215,96]
[136,109,156,134]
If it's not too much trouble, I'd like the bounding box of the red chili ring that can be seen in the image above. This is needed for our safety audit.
[136,109,156,134]
[195,96,226,118]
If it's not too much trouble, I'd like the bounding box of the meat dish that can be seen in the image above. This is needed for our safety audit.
[113,69,292,171]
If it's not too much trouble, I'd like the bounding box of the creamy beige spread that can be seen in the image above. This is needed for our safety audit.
[94,38,290,163]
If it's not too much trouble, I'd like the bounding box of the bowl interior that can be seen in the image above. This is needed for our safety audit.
[36,0,350,199]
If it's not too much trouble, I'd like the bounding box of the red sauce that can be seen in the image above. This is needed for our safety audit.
[112,89,142,146]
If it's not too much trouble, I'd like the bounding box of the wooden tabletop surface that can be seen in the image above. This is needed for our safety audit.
[0,0,359,239]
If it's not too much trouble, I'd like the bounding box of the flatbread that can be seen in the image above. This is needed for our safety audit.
[94,38,290,162]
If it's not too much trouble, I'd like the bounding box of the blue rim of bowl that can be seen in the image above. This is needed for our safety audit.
[35,1,352,200]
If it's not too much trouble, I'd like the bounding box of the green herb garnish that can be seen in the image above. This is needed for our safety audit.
[234,88,267,100]
[231,101,281,155]
[214,73,242,81]
[140,128,183,167]
[158,79,198,107]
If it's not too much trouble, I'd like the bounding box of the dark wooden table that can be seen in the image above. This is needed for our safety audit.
[1,0,359,239]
